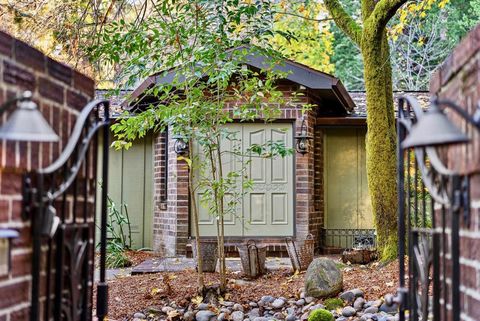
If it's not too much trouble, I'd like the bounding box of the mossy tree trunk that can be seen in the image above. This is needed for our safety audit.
[324,0,408,260]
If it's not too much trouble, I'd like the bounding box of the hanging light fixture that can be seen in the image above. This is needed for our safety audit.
[295,116,313,154]
[0,91,59,142]
[402,98,480,149]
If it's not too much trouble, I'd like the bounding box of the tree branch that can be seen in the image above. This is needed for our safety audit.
[324,0,363,45]
[272,10,333,23]
[370,0,408,34]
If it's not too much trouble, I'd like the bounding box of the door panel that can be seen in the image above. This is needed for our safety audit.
[192,123,294,237]
[324,128,373,231]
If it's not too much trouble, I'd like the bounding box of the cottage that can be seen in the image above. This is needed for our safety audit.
[98,53,428,256]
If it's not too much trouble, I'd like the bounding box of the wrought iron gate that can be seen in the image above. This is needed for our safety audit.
[23,100,110,321]
[395,96,470,321]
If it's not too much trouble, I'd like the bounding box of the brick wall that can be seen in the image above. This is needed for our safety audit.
[430,24,480,321]
[151,83,323,256]
[0,31,94,321]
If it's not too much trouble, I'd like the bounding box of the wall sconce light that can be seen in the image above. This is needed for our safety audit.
[0,229,19,276]
[295,117,313,154]
[172,134,189,155]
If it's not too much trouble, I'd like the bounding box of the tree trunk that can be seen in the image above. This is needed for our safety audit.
[361,31,398,261]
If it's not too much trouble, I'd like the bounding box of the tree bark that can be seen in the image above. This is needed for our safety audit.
[361,29,398,260]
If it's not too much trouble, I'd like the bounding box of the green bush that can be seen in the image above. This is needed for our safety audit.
[308,309,334,321]
[324,298,344,311]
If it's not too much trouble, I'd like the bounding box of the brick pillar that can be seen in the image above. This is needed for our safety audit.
[430,24,480,321]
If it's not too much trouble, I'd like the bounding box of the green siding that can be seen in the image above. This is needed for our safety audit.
[97,133,154,249]
[324,128,373,231]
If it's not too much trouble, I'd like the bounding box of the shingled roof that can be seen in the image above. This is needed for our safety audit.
[349,91,430,117]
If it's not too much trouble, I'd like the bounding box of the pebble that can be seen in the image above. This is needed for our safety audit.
[195,310,217,321]
[309,304,325,311]
[273,312,285,320]
[133,313,146,319]
[379,303,398,314]
[252,318,268,321]
[304,296,315,304]
[183,311,195,321]
[222,301,235,307]
[336,318,348,321]
[342,306,357,317]
[272,298,286,309]
[218,312,228,321]
[364,306,379,314]
[300,312,309,321]
[295,299,305,306]
[261,296,275,303]
[249,302,258,308]
[197,303,209,310]
[162,307,174,314]
[354,297,366,310]
[231,311,244,321]
[286,314,296,321]
[233,303,244,312]
[339,291,356,303]
[132,318,143,321]
[249,308,261,318]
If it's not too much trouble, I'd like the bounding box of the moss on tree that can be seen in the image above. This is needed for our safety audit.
[325,0,409,261]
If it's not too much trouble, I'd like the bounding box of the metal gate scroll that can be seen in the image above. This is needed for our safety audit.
[393,95,474,321]
[23,99,110,321]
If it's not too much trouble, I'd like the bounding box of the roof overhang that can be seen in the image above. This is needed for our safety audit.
[125,48,355,114]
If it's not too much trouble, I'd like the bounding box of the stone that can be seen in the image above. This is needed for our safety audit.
[304,258,343,298]
[286,314,296,321]
[218,312,228,321]
[222,301,235,307]
[184,311,195,321]
[196,310,217,321]
[249,308,261,318]
[233,304,244,312]
[296,299,306,306]
[252,318,268,321]
[198,303,209,311]
[133,313,146,319]
[162,307,175,314]
[304,297,315,304]
[249,302,259,308]
[309,304,325,311]
[354,297,366,310]
[300,312,309,321]
[272,299,286,309]
[379,303,398,314]
[132,318,143,321]
[351,289,364,298]
[273,312,285,320]
[286,307,296,315]
[364,307,379,314]
[341,306,356,317]
[261,296,275,303]
[339,289,363,303]
[231,311,244,321]
[336,318,347,321]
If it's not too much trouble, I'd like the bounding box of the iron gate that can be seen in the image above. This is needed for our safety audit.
[395,96,470,321]
[23,99,110,321]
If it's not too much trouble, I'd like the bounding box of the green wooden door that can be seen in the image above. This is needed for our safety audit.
[324,128,373,231]
[106,134,154,249]
[192,123,294,237]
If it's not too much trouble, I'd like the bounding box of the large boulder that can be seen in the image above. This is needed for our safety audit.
[304,258,343,298]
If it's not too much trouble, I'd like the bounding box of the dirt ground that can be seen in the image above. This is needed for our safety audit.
[95,257,400,320]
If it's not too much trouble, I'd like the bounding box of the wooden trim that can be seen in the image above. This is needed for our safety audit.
[316,117,367,126]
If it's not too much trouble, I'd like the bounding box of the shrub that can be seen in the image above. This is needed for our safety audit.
[324,298,344,311]
[308,309,334,321]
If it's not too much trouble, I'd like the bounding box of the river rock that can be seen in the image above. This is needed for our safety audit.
[296,299,305,306]
[342,306,356,317]
[304,258,343,298]
[354,297,366,310]
[364,306,379,314]
[272,298,286,309]
[231,311,244,321]
[379,303,398,314]
[195,310,216,321]
[197,303,209,311]
[133,313,146,319]
[184,311,195,321]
